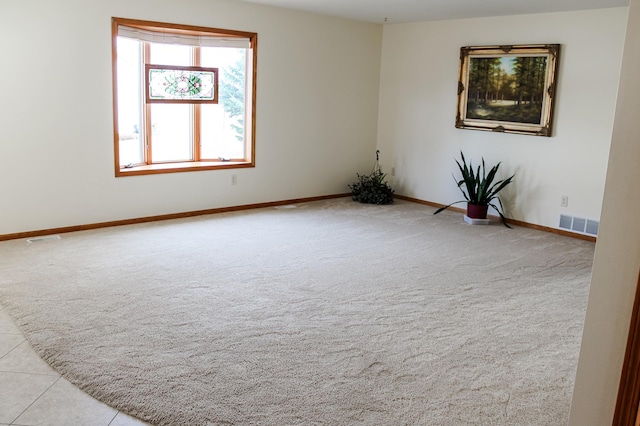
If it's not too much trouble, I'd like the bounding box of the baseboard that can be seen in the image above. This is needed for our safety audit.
[394,195,597,243]
[0,193,596,243]
[0,193,351,242]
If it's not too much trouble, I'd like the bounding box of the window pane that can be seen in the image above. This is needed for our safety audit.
[117,37,144,166]
[200,104,243,159]
[149,43,191,66]
[150,104,192,163]
[148,43,193,163]
[200,47,246,159]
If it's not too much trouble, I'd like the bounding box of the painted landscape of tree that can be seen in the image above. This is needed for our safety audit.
[455,44,560,136]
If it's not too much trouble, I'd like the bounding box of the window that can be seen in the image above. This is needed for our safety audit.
[111,18,257,176]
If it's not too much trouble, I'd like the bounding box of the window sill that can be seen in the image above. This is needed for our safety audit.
[116,160,254,177]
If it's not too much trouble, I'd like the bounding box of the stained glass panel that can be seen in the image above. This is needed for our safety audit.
[146,65,218,103]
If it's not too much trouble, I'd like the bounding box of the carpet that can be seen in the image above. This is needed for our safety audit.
[0,198,594,425]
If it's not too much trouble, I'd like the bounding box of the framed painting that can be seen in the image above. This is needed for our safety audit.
[455,44,560,137]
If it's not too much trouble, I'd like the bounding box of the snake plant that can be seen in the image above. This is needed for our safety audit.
[434,151,515,227]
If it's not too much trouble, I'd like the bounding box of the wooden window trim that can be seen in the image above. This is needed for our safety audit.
[111,17,257,177]
[116,17,253,39]
[118,160,254,176]
[614,269,640,425]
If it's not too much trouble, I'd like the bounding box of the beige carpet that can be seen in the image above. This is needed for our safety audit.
[0,198,594,425]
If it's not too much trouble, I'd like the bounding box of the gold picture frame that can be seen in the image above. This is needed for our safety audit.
[455,44,560,137]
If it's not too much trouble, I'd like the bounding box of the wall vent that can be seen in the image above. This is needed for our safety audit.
[559,214,598,236]
[572,217,586,233]
[559,214,572,230]
[586,219,599,235]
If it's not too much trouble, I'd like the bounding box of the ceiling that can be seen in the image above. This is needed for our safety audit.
[236,0,629,24]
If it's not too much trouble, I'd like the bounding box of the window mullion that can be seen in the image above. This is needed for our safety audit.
[194,105,201,161]
[143,42,153,164]
[145,104,153,164]
[193,46,201,161]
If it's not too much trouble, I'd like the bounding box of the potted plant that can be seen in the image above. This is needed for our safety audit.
[349,150,394,205]
[434,151,515,227]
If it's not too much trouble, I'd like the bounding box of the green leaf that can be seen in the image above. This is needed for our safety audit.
[433,200,467,215]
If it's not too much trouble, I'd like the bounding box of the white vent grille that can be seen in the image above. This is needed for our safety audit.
[26,235,61,243]
[572,217,586,233]
[586,220,599,235]
[559,215,598,236]
[559,215,572,229]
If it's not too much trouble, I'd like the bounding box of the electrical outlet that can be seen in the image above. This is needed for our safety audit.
[561,195,568,207]
[231,174,237,185]
[391,167,396,177]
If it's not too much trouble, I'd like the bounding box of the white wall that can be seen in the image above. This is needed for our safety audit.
[0,0,382,235]
[377,8,627,229]
[570,0,640,423]
[1,1,637,421]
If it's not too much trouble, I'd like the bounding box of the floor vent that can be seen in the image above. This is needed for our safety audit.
[26,235,61,244]
[559,215,599,236]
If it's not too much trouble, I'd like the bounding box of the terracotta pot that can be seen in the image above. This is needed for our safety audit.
[467,203,488,219]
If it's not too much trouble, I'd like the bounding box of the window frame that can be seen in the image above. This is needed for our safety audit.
[111,17,257,177]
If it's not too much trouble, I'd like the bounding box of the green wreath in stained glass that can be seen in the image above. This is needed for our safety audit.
[165,73,203,97]
[148,66,216,102]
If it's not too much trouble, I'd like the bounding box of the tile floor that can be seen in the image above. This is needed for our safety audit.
[0,304,149,426]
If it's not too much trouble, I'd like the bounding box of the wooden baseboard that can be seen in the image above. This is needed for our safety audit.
[395,195,597,243]
[0,193,351,242]
[0,193,596,243]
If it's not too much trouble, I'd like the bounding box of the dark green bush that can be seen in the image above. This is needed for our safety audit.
[349,169,394,205]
